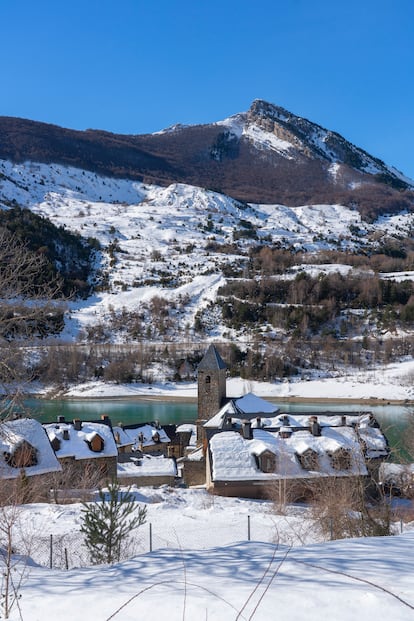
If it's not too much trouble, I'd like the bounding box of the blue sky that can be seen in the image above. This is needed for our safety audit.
[1,0,413,178]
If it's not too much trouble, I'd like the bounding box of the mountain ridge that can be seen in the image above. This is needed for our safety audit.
[0,101,413,221]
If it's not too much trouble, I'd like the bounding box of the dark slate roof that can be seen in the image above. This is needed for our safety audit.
[198,345,227,371]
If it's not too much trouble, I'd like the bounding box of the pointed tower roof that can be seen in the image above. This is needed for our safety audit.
[198,344,227,372]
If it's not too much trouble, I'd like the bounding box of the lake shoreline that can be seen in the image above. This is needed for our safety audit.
[30,393,414,406]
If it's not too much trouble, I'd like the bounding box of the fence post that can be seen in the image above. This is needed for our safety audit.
[247,515,251,541]
[149,523,153,552]
[64,548,69,570]
[49,534,53,569]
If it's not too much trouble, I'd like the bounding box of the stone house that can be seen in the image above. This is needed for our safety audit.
[0,418,61,502]
[204,398,389,499]
[112,422,192,459]
[112,422,172,456]
[44,418,118,485]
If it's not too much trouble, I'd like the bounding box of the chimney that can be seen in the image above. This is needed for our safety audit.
[309,416,321,437]
[222,416,233,430]
[101,414,110,425]
[256,417,262,428]
[62,429,70,440]
[73,419,82,431]
[57,415,65,424]
[341,415,347,426]
[241,420,253,440]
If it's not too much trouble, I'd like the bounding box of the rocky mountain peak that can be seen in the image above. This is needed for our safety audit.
[248,98,292,122]
[244,99,412,189]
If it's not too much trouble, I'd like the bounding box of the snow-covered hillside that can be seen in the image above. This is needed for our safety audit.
[7,488,414,621]
[1,158,414,343]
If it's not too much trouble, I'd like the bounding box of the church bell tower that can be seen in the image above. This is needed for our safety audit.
[197,344,227,437]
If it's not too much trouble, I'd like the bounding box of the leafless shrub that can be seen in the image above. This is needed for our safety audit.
[49,461,107,504]
[103,359,136,383]
[266,478,308,515]
[309,476,392,540]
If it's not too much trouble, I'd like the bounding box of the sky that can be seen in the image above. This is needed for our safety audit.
[1,0,413,178]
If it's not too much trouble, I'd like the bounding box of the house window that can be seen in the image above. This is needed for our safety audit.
[257,451,276,473]
[296,448,319,471]
[87,434,105,453]
[4,441,38,469]
[328,448,351,471]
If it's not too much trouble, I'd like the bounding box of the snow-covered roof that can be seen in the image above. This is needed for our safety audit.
[234,392,280,417]
[379,462,414,490]
[205,395,388,459]
[204,400,237,428]
[210,426,368,482]
[176,423,196,446]
[112,423,170,450]
[0,418,61,479]
[117,454,177,478]
[44,421,117,459]
[357,414,389,458]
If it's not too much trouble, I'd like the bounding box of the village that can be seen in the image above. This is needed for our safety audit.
[0,345,394,506]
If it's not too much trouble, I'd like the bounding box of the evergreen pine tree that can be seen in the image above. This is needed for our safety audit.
[80,480,146,564]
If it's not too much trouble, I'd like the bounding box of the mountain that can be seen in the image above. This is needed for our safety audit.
[1,100,413,221]
[2,101,414,383]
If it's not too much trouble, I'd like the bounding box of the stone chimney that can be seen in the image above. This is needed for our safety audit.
[241,420,253,440]
[73,419,82,431]
[309,416,321,437]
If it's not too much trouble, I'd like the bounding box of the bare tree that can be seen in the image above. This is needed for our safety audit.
[0,229,65,417]
[0,502,23,619]
[0,478,40,620]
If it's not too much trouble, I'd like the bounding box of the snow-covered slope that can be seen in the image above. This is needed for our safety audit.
[9,489,414,621]
[1,158,414,342]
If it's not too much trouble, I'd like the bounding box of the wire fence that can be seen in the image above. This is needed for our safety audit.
[9,507,404,570]
[14,513,285,570]
[7,509,408,570]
